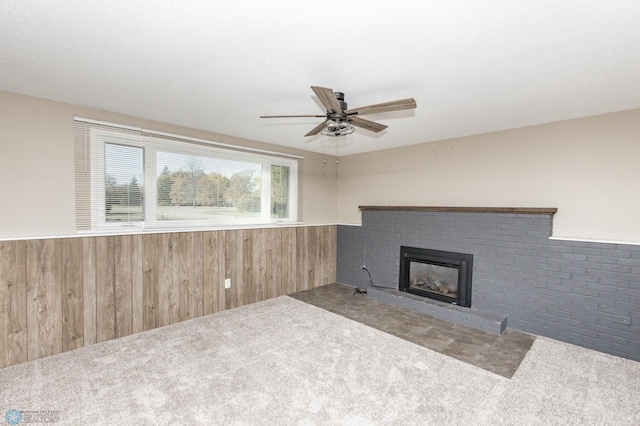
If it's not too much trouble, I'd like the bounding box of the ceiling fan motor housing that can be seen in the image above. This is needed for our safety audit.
[330,92,349,121]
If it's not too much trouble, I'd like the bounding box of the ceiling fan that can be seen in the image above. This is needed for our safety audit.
[260,86,417,137]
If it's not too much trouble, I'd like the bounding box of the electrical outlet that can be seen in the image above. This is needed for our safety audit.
[224,278,231,289]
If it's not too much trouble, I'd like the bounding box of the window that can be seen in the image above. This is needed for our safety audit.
[105,143,144,223]
[74,119,299,232]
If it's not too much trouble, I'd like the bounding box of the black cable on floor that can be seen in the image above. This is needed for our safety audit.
[362,266,383,289]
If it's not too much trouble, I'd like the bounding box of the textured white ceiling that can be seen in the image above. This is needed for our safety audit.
[1,1,639,156]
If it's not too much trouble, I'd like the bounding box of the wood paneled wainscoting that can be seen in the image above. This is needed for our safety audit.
[0,225,336,368]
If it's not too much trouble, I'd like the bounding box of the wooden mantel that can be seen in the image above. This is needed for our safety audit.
[359,206,558,215]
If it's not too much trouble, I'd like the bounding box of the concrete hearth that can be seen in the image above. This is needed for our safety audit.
[368,286,507,335]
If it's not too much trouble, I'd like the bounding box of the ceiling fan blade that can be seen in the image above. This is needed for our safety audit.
[311,86,342,113]
[260,115,327,118]
[345,98,417,116]
[350,116,388,133]
[304,120,328,137]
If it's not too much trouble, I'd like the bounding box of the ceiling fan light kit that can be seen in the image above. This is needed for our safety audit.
[260,86,416,137]
[321,120,355,137]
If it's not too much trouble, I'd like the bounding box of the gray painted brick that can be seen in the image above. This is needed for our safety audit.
[607,248,632,258]
[545,257,575,268]
[568,285,602,298]
[561,253,588,262]
[569,246,606,256]
[560,265,589,275]
[568,274,599,284]
[338,211,640,362]
[599,263,632,273]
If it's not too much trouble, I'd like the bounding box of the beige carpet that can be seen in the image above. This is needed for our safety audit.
[1,296,639,425]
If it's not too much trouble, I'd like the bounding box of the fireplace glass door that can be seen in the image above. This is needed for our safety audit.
[399,246,473,307]
[408,260,459,299]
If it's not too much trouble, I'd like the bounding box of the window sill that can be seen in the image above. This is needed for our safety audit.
[76,221,305,238]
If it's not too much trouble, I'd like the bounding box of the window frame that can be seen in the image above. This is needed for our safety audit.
[86,126,299,232]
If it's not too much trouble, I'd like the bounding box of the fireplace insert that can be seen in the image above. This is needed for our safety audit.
[399,246,473,307]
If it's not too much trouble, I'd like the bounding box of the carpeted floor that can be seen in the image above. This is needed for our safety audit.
[1,292,639,425]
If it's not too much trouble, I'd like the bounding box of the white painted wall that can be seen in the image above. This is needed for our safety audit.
[3,90,638,243]
[0,90,339,239]
[337,109,640,244]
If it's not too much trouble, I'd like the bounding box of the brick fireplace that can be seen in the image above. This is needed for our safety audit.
[336,206,640,362]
